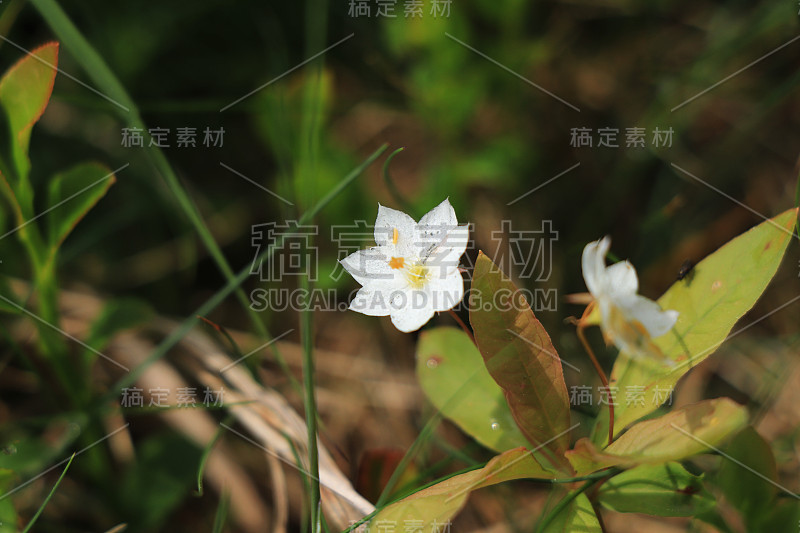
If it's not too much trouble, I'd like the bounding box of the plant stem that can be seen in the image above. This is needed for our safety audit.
[576,319,614,444]
[382,147,414,214]
[447,309,474,344]
[21,453,75,533]
[300,254,321,529]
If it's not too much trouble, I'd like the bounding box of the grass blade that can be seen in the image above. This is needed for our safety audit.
[211,491,230,533]
[21,453,75,533]
[195,415,231,497]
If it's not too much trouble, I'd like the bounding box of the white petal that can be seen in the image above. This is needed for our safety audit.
[389,289,436,332]
[416,199,464,268]
[420,224,469,276]
[374,204,418,257]
[348,287,392,316]
[617,294,678,338]
[427,269,465,312]
[582,237,610,297]
[605,260,639,296]
[340,247,396,287]
[418,198,458,228]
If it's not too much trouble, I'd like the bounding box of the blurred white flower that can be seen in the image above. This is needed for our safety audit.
[582,236,679,362]
[341,199,468,332]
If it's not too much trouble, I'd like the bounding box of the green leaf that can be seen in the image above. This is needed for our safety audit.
[0,105,25,221]
[569,398,747,475]
[540,493,601,533]
[46,162,118,249]
[716,426,778,526]
[0,41,58,187]
[469,252,572,473]
[593,209,797,445]
[597,462,714,516]
[370,447,553,529]
[416,327,530,453]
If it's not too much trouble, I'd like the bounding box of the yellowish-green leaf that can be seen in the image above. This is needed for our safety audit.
[416,327,530,453]
[540,493,601,533]
[570,399,747,475]
[597,462,714,516]
[370,447,553,529]
[0,42,58,188]
[593,209,797,445]
[47,162,117,249]
[470,252,572,473]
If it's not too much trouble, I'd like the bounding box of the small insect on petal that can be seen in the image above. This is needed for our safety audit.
[677,259,694,281]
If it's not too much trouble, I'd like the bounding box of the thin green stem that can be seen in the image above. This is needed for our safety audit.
[298,0,326,523]
[300,247,321,529]
[195,414,233,496]
[21,453,75,533]
[382,147,414,214]
[211,491,230,533]
[285,432,312,533]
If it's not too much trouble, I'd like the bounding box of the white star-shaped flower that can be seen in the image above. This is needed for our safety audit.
[582,236,679,362]
[341,199,468,332]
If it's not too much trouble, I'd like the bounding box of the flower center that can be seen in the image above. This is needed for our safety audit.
[404,263,430,289]
[389,256,405,270]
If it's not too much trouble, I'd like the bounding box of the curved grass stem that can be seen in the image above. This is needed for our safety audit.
[382,147,414,213]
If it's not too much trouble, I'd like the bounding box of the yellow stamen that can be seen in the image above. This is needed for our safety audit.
[389,256,405,270]
[392,227,399,245]
[405,263,429,289]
